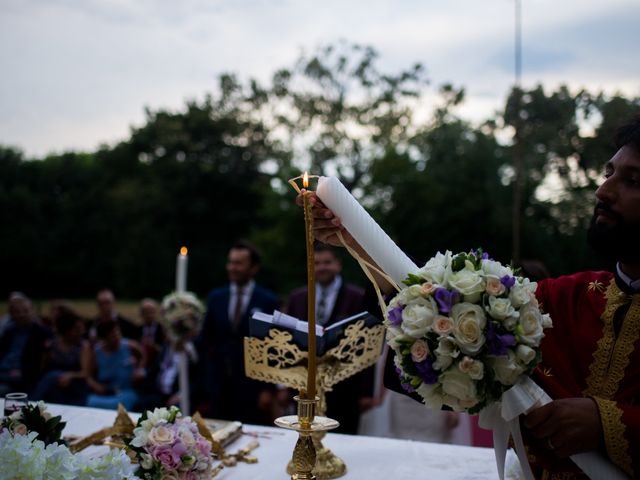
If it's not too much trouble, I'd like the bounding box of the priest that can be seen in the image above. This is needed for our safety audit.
[299,114,640,478]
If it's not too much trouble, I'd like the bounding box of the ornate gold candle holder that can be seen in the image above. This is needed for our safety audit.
[244,319,385,479]
[275,395,339,480]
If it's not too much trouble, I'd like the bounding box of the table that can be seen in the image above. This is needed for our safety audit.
[44,403,500,479]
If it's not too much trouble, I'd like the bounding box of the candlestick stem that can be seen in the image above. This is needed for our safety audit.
[303,191,317,400]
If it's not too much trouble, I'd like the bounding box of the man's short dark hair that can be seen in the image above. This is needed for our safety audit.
[314,242,341,260]
[231,240,261,266]
[615,113,640,154]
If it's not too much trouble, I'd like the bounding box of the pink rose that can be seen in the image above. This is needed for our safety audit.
[458,356,474,373]
[420,282,437,296]
[153,445,181,470]
[433,315,454,335]
[410,339,429,362]
[485,276,506,296]
[12,423,28,435]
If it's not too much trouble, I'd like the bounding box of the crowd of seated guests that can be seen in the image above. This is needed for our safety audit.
[0,290,200,415]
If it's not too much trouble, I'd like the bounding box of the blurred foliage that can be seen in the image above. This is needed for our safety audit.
[1,42,639,302]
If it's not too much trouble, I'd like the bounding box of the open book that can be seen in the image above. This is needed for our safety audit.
[250,310,381,356]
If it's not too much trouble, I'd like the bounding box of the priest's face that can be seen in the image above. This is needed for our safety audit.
[587,145,640,263]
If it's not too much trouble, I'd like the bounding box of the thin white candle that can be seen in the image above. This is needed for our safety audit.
[176,247,188,293]
[316,176,418,285]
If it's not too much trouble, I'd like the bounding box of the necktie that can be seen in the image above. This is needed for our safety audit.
[232,286,244,330]
[317,287,328,326]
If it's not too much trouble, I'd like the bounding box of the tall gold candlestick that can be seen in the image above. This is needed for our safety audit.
[302,172,317,400]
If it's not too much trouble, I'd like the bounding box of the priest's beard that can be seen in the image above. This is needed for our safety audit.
[587,202,640,263]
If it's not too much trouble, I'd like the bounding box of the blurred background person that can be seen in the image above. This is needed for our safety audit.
[31,304,91,405]
[285,243,367,434]
[138,298,165,368]
[0,292,51,395]
[93,289,141,341]
[85,320,145,410]
[197,240,280,424]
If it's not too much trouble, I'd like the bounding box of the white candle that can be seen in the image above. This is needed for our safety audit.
[175,246,188,293]
[316,176,418,285]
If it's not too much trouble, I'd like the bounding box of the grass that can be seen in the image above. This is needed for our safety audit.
[0,300,144,324]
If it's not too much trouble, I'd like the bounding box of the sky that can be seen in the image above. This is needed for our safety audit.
[1,0,639,158]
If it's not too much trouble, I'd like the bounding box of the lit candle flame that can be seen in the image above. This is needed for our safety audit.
[303,171,309,189]
[180,246,188,256]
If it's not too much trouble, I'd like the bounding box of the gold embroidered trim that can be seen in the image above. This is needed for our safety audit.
[583,280,640,398]
[592,396,633,477]
[588,280,605,293]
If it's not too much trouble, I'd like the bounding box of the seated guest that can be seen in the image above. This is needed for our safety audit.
[0,293,51,395]
[134,340,200,413]
[92,289,141,341]
[31,305,91,405]
[139,298,165,368]
[86,321,145,410]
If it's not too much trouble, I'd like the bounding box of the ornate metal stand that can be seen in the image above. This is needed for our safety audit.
[244,319,385,479]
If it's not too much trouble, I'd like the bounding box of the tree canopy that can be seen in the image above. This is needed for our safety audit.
[1,43,637,301]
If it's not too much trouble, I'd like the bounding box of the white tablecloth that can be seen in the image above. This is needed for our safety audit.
[43,403,499,479]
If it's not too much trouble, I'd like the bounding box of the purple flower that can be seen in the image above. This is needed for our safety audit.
[388,306,404,326]
[396,366,415,393]
[500,275,516,289]
[434,288,459,314]
[415,358,439,384]
[486,322,516,356]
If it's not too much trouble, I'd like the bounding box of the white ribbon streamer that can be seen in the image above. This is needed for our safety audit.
[478,376,629,480]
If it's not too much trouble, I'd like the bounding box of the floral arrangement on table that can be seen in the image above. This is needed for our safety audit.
[161,292,205,342]
[1,401,66,446]
[385,249,552,414]
[127,406,215,479]
[0,402,137,479]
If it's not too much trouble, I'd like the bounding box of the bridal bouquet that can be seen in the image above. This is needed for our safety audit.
[386,249,552,413]
[127,406,214,479]
[161,292,205,342]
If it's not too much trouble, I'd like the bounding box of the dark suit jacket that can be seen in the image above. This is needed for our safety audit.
[285,281,366,433]
[286,282,365,326]
[197,283,279,423]
[0,321,52,392]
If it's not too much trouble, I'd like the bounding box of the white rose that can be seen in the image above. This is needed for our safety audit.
[516,344,536,365]
[147,424,175,446]
[397,284,426,304]
[485,276,506,296]
[419,251,452,284]
[481,259,513,279]
[491,350,525,385]
[451,303,487,355]
[486,295,518,320]
[517,303,545,346]
[433,336,460,370]
[440,369,479,409]
[386,325,409,349]
[401,297,438,338]
[177,425,196,447]
[541,313,553,329]
[509,278,537,308]
[448,268,485,303]
[416,383,444,410]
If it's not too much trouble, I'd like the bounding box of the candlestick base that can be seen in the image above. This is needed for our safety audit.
[275,395,339,480]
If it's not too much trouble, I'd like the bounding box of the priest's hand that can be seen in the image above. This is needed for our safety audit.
[523,397,603,458]
[295,190,357,249]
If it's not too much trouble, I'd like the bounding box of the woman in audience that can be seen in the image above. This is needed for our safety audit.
[85,320,145,410]
[31,305,90,405]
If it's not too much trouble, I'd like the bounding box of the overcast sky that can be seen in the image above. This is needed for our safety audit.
[1,0,639,157]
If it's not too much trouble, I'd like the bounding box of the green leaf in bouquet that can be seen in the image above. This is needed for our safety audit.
[451,253,467,272]
[402,273,425,286]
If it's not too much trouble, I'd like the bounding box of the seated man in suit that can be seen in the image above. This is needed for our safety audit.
[286,242,367,433]
[198,240,280,424]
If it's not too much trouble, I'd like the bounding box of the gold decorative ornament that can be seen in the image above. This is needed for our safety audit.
[245,319,385,478]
